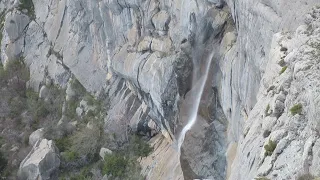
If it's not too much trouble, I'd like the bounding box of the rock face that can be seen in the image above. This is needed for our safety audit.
[18,139,60,180]
[229,7,320,179]
[1,0,320,179]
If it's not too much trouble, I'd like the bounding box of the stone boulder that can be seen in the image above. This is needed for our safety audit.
[99,148,112,160]
[18,139,60,180]
[4,10,30,41]
[29,128,45,146]
[39,85,49,99]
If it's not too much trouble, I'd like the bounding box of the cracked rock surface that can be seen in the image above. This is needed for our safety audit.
[229,6,320,180]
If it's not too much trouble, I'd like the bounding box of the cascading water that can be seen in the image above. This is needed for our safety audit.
[177,49,215,154]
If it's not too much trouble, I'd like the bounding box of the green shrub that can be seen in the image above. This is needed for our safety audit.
[265,104,271,116]
[130,135,153,158]
[86,110,95,118]
[63,151,79,161]
[255,177,270,180]
[69,126,100,160]
[0,12,5,48]
[9,96,26,119]
[47,85,65,118]
[5,59,30,82]
[25,90,50,122]
[1,59,29,96]
[18,0,35,19]
[290,103,303,115]
[297,173,315,180]
[0,63,5,79]
[66,99,79,119]
[102,153,128,178]
[84,94,95,106]
[70,167,92,180]
[70,78,86,97]
[55,137,71,152]
[25,89,38,100]
[34,102,50,119]
[279,66,287,75]
[264,139,277,156]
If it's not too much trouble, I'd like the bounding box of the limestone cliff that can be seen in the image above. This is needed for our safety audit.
[1,0,320,179]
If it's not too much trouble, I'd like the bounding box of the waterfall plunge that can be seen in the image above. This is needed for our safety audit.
[177,49,215,154]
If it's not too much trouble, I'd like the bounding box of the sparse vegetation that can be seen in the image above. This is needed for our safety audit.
[129,135,154,158]
[102,152,128,178]
[0,11,5,48]
[0,58,151,179]
[279,66,287,75]
[101,135,152,179]
[69,125,101,160]
[254,177,271,180]
[69,167,93,180]
[297,173,320,180]
[55,137,71,152]
[264,139,277,156]
[70,78,86,97]
[62,151,79,162]
[290,103,303,115]
[84,94,96,106]
[265,104,271,116]
[0,59,30,95]
[66,98,79,119]
[18,0,35,19]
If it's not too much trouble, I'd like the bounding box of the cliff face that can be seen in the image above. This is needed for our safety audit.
[1,0,320,179]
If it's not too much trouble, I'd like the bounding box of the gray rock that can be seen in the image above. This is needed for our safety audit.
[76,107,83,117]
[29,128,45,146]
[18,139,60,180]
[229,7,320,179]
[4,10,30,41]
[79,100,95,113]
[272,100,285,118]
[39,85,49,99]
[66,81,76,101]
[99,148,113,160]
[150,37,172,53]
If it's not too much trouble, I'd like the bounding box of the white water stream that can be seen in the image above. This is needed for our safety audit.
[177,50,215,154]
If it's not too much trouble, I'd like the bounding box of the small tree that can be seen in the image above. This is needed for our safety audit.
[290,103,303,115]
[130,135,153,158]
[102,153,128,178]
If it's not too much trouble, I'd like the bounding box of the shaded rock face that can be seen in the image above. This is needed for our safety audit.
[18,139,60,180]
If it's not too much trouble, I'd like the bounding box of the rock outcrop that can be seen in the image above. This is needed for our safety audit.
[229,6,320,179]
[29,128,44,146]
[18,139,60,180]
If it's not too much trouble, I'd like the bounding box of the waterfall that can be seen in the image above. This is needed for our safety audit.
[177,49,215,153]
